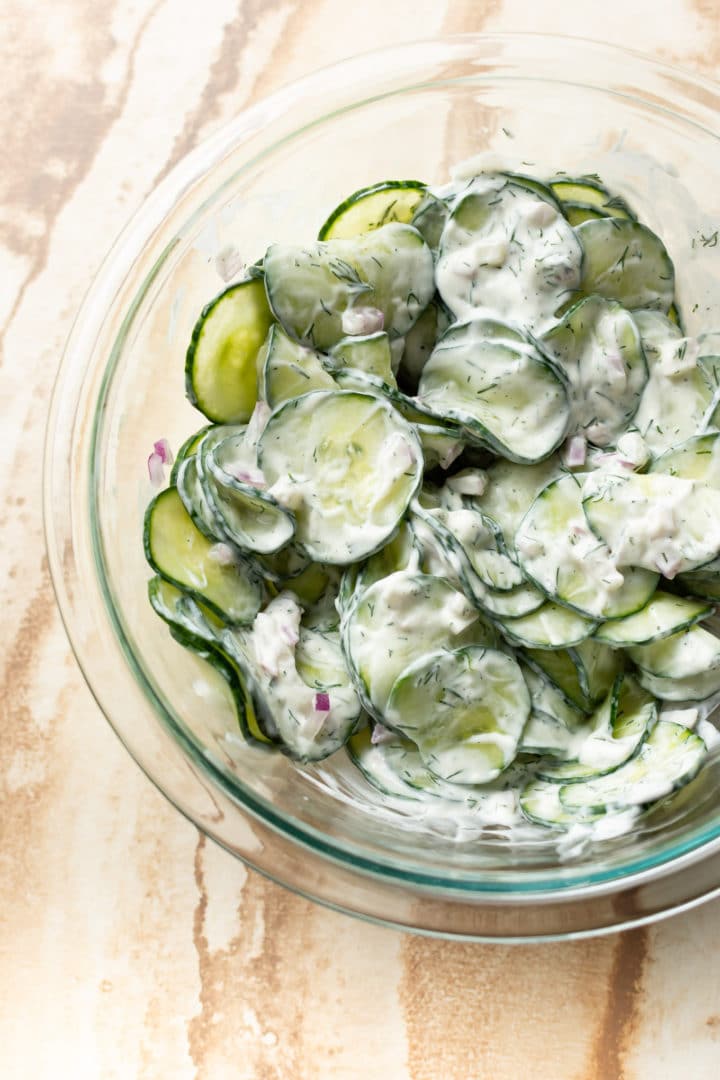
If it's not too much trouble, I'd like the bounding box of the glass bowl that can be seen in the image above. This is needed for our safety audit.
[45,33,720,940]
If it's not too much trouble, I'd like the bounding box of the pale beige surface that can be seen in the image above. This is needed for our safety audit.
[3,1,720,1077]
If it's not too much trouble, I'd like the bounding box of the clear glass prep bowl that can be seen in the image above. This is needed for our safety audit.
[44,34,720,940]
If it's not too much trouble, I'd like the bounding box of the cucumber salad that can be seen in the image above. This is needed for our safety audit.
[144,167,720,842]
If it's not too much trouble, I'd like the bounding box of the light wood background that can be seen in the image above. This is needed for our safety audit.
[4,1,720,1076]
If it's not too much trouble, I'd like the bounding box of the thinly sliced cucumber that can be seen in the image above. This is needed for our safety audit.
[563,203,607,227]
[399,300,449,391]
[417,319,570,464]
[499,602,596,650]
[436,180,582,332]
[676,572,720,601]
[384,646,531,784]
[551,178,635,220]
[516,474,658,619]
[636,666,720,702]
[264,223,434,350]
[148,578,276,748]
[571,639,624,707]
[476,581,547,619]
[144,488,264,624]
[346,728,423,801]
[415,423,464,470]
[523,647,592,713]
[328,332,396,385]
[353,522,420,598]
[650,432,720,488]
[318,180,426,241]
[341,571,491,717]
[170,425,211,484]
[422,505,523,590]
[633,310,710,453]
[537,674,655,782]
[220,594,362,761]
[576,218,675,312]
[411,192,451,252]
[519,712,578,759]
[594,591,711,645]
[258,390,423,564]
[629,624,720,680]
[521,663,588,729]
[259,322,335,408]
[176,454,225,542]
[582,471,720,577]
[559,721,706,810]
[542,296,647,446]
[473,457,561,552]
[185,277,273,423]
[520,778,603,827]
[253,543,311,585]
[205,437,296,556]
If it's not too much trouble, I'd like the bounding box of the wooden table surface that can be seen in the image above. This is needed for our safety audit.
[4,1,720,1076]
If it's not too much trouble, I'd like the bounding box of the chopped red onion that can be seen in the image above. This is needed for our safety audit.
[153,438,174,466]
[147,452,165,486]
[341,306,384,336]
[314,691,331,713]
[229,466,266,489]
[281,622,300,646]
[208,542,236,566]
[371,724,395,745]
[563,435,586,468]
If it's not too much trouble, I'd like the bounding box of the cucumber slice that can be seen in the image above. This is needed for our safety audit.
[415,423,464,470]
[633,311,711,453]
[629,624,720,680]
[384,646,531,784]
[170,425,211,484]
[594,591,711,645]
[499,602,596,650]
[220,594,362,761]
[520,778,604,828]
[411,192,449,253]
[636,666,720,702]
[516,474,658,619]
[144,488,264,624]
[259,323,335,408]
[264,222,434,350]
[399,300,448,391]
[185,277,273,423]
[582,471,720,577]
[559,721,706,810]
[650,432,720,488]
[537,674,655,782]
[436,181,582,332]
[417,319,570,464]
[347,728,423,801]
[176,454,225,542]
[676,574,720,601]
[342,571,491,717]
[205,437,296,556]
[148,578,277,748]
[473,457,561,552]
[542,296,647,446]
[353,521,420,598]
[521,663,589,730]
[571,639,624,706]
[519,712,579,759]
[576,218,675,312]
[328,332,396,385]
[257,390,423,564]
[318,180,426,241]
[523,647,592,713]
[551,178,635,220]
[563,202,607,227]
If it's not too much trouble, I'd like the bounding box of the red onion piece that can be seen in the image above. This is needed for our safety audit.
[563,435,586,468]
[153,438,174,466]
[341,307,384,336]
[147,452,165,487]
[314,691,331,713]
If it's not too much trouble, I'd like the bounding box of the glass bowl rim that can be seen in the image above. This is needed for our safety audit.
[44,31,720,912]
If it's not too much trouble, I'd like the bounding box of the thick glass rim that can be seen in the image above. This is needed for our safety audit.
[44,33,720,930]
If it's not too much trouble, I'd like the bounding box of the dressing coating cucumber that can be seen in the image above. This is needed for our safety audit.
[258,390,423,564]
[594,591,711,646]
[264,223,434,350]
[384,646,531,784]
[418,318,570,463]
[576,218,675,312]
[259,322,335,407]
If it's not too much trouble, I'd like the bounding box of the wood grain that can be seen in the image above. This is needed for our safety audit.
[3,1,720,1077]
